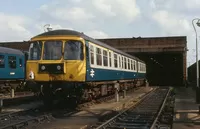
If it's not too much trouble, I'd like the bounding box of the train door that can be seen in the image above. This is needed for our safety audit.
[7,55,18,79]
[19,56,25,78]
[0,54,6,79]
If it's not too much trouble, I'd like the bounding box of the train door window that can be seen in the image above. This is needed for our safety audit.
[0,55,5,68]
[114,53,118,68]
[96,47,102,66]
[103,50,108,67]
[124,57,127,69]
[8,56,16,69]
[90,45,94,65]
[19,58,22,67]
[109,52,112,67]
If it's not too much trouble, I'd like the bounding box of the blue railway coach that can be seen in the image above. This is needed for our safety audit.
[0,47,25,90]
[86,40,146,82]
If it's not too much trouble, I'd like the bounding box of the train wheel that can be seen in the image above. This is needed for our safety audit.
[66,96,79,109]
[41,90,54,108]
[42,94,54,108]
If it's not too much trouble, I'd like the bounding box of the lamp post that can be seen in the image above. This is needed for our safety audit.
[192,18,200,104]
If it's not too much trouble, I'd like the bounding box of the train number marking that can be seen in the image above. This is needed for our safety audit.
[10,72,15,75]
[90,69,95,78]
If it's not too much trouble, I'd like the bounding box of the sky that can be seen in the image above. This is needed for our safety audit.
[0,0,200,67]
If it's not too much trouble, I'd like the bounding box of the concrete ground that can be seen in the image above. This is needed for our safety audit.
[173,87,200,129]
[33,86,154,129]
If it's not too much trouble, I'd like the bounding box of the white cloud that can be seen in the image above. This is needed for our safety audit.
[35,23,108,39]
[39,0,140,25]
[184,0,200,9]
[40,4,94,24]
[85,30,109,39]
[92,0,140,22]
[93,0,116,17]
[152,10,191,35]
[35,23,74,34]
[0,12,32,41]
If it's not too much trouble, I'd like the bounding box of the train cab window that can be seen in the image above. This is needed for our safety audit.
[8,56,16,69]
[90,45,94,65]
[103,50,108,66]
[114,53,118,68]
[64,40,83,60]
[19,58,22,67]
[109,52,112,67]
[43,40,62,60]
[96,47,102,66]
[0,55,5,68]
[28,41,42,60]
[124,57,127,69]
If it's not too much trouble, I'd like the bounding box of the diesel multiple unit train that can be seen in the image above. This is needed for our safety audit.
[0,29,147,105]
[26,29,146,105]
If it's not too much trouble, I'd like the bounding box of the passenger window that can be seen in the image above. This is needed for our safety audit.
[131,60,133,70]
[64,40,83,60]
[8,56,16,69]
[0,55,5,68]
[124,57,127,69]
[134,61,136,70]
[90,45,94,65]
[118,56,121,68]
[114,53,118,68]
[96,48,102,66]
[122,56,124,69]
[109,52,112,67]
[103,50,108,66]
[128,59,130,70]
[19,58,22,67]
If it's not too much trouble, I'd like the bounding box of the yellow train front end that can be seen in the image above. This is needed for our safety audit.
[26,33,86,105]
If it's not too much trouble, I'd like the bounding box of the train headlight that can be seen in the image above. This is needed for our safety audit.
[41,65,46,70]
[57,65,61,70]
[29,71,34,79]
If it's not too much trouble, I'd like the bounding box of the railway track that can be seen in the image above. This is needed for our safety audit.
[0,87,143,129]
[93,87,173,129]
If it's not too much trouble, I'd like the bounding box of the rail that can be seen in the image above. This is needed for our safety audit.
[95,87,171,129]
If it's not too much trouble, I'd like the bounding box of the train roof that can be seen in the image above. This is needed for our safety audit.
[32,29,144,63]
[0,46,24,56]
